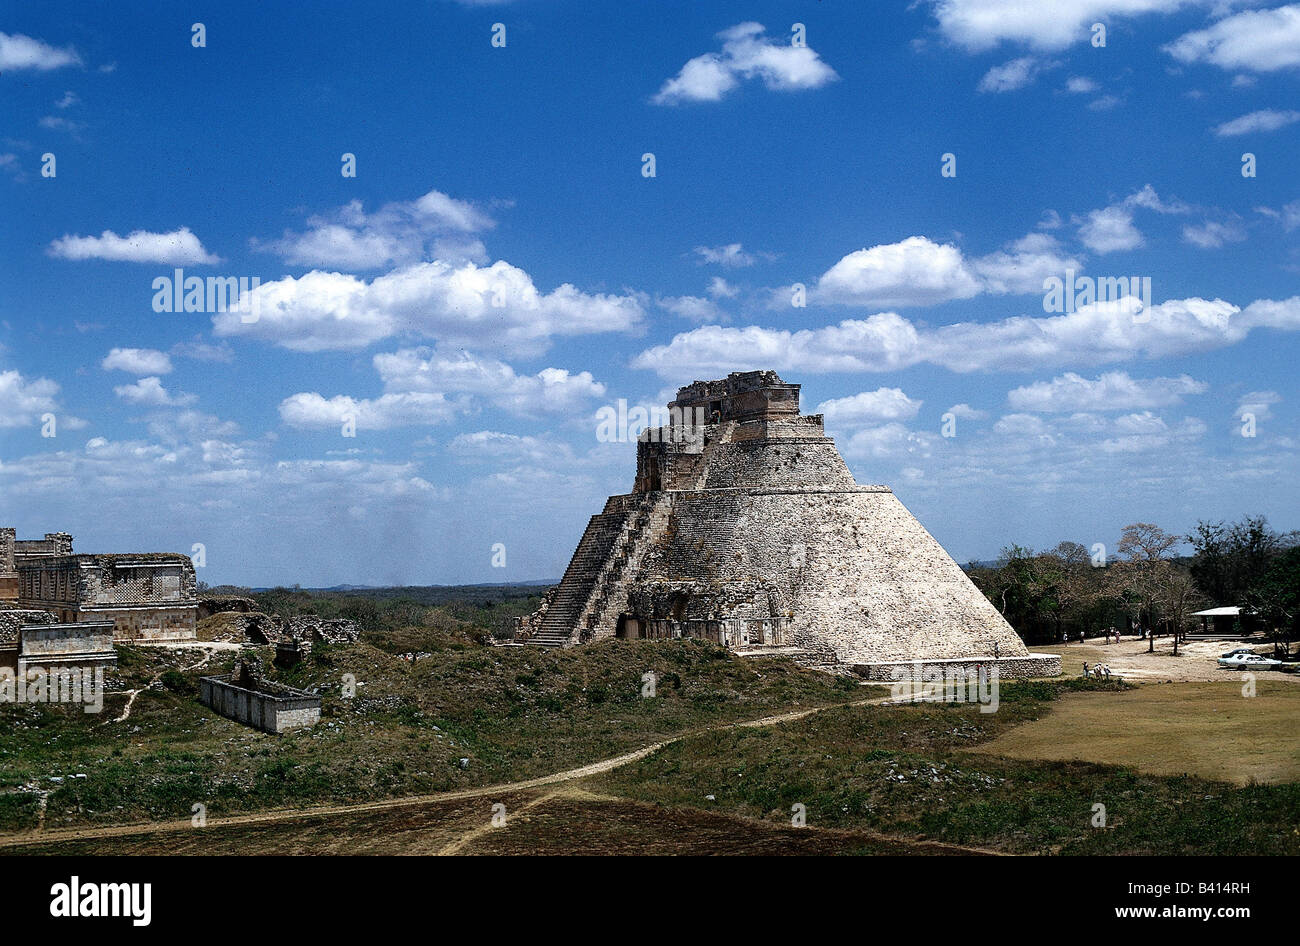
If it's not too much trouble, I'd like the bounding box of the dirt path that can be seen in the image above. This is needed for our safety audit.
[0,691,901,850]
[426,784,1008,857]
[435,789,561,855]
[107,645,224,725]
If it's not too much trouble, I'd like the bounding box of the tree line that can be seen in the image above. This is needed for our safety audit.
[966,515,1299,656]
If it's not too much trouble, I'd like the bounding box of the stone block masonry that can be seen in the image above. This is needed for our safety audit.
[853,654,1063,682]
[199,671,321,734]
[521,370,1058,678]
[11,543,198,641]
[16,622,118,676]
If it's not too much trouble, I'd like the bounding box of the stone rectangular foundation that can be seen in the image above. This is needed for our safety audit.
[200,674,321,734]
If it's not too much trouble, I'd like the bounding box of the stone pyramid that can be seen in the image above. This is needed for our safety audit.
[520,371,1058,678]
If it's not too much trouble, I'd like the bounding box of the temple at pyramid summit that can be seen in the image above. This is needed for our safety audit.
[517,371,1060,678]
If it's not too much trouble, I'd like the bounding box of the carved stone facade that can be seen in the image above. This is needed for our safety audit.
[3,529,199,641]
[520,371,1059,677]
[0,610,116,676]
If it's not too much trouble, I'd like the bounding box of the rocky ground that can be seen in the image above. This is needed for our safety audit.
[1037,637,1298,684]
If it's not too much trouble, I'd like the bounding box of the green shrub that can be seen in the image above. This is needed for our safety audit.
[159,670,195,696]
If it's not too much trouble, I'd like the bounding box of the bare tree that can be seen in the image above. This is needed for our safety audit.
[1156,566,1206,656]
[1112,523,1182,653]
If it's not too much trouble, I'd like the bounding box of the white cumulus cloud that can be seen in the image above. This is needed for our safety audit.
[632,295,1300,377]
[0,369,71,428]
[1006,371,1208,412]
[255,188,495,270]
[654,22,838,104]
[1165,4,1300,72]
[213,259,644,356]
[1213,109,1300,136]
[113,376,197,407]
[693,243,757,267]
[1077,205,1142,254]
[374,348,606,416]
[977,56,1044,92]
[814,233,1080,305]
[101,348,174,375]
[815,236,982,307]
[931,0,1222,52]
[278,392,456,430]
[816,388,924,425]
[49,227,220,265]
[0,31,80,70]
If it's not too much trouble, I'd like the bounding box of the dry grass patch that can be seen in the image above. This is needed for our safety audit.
[969,681,1300,785]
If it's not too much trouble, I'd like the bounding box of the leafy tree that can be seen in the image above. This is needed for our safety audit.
[1189,515,1297,605]
[1245,547,1300,658]
[1047,541,1102,638]
[969,542,1111,644]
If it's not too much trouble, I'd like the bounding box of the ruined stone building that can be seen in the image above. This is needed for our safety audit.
[0,609,117,677]
[519,371,1058,678]
[0,529,198,640]
[0,531,72,602]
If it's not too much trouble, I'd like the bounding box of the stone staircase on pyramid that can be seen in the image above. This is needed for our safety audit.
[525,493,672,648]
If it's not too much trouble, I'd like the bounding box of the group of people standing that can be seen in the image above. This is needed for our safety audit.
[1061,623,1150,644]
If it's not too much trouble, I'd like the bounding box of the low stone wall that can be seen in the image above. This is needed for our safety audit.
[852,653,1061,681]
[19,621,116,663]
[199,675,321,734]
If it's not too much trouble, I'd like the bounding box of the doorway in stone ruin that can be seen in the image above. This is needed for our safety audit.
[615,614,639,640]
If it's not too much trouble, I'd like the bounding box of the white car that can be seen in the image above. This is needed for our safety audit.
[1217,653,1284,670]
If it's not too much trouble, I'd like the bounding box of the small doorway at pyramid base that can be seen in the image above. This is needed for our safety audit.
[615,614,642,640]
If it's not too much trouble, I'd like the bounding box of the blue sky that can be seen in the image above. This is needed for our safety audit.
[1,0,1297,586]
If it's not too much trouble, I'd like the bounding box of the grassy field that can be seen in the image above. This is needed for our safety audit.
[3,590,1298,855]
[0,628,858,835]
[588,678,1300,855]
[968,681,1300,785]
[6,786,975,856]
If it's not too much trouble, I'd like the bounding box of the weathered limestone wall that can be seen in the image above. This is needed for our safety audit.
[19,623,116,657]
[0,609,56,671]
[640,487,1030,665]
[81,557,195,607]
[16,558,82,609]
[670,370,801,422]
[80,606,197,640]
[17,554,198,640]
[199,675,321,734]
[14,533,73,564]
[853,654,1062,681]
[287,615,360,644]
[0,529,15,603]
[17,621,118,673]
[0,609,56,641]
[700,439,855,490]
[196,595,256,620]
